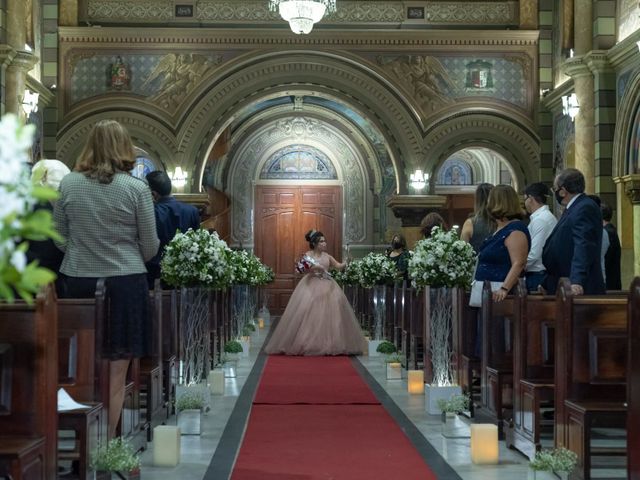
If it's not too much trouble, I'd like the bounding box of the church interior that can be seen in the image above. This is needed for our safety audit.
[2,0,640,479]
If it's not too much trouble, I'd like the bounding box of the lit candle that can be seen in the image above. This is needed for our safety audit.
[209,369,224,395]
[470,424,499,464]
[153,425,181,466]
[407,370,424,394]
[258,317,264,328]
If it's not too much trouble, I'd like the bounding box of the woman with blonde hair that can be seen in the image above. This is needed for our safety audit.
[54,120,159,438]
[470,184,530,305]
[461,182,496,253]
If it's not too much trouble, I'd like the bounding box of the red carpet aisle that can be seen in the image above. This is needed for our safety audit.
[231,356,438,480]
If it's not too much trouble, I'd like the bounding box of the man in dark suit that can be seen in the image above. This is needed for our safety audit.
[145,170,201,287]
[601,202,622,290]
[541,168,605,295]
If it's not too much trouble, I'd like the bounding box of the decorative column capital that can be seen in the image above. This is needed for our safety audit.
[7,50,38,73]
[585,50,613,74]
[0,45,17,68]
[386,194,447,227]
[562,56,591,79]
[618,174,640,205]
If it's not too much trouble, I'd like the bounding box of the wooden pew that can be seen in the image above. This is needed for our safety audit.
[628,278,640,480]
[407,287,425,371]
[506,281,556,458]
[457,292,480,398]
[478,280,515,432]
[555,279,627,480]
[392,281,405,348]
[0,285,58,480]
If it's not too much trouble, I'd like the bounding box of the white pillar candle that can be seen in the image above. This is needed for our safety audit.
[209,369,224,395]
[470,424,499,464]
[153,425,181,467]
[407,370,424,394]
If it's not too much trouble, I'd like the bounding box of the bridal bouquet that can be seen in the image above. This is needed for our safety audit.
[408,226,475,289]
[295,253,317,274]
[161,228,233,289]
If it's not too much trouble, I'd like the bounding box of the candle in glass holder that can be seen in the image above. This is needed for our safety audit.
[470,424,499,464]
[407,370,424,394]
[258,317,264,328]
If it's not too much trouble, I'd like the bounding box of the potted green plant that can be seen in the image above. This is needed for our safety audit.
[385,352,403,380]
[376,340,397,355]
[529,447,577,480]
[91,438,140,480]
[176,389,206,435]
[224,339,243,358]
[437,394,471,438]
[222,340,243,377]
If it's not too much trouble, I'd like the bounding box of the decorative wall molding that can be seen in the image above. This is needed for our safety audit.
[59,27,538,48]
[86,1,517,26]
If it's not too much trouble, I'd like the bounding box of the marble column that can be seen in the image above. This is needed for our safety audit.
[4,0,37,117]
[386,195,447,249]
[564,57,595,193]
[0,46,17,115]
[573,0,592,55]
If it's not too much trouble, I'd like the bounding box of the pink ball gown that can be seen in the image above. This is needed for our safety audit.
[265,252,366,356]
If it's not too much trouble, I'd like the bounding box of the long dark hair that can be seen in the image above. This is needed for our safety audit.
[305,229,324,249]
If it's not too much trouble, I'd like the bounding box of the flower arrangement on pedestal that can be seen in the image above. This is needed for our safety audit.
[357,253,396,288]
[408,226,475,413]
[331,259,360,287]
[161,229,232,385]
[228,249,274,337]
[0,114,58,302]
[161,228,232,289]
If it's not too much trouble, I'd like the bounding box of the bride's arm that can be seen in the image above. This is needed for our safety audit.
[329,255,347,270]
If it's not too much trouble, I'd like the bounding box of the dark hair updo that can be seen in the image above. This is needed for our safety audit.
[305,229,324,249]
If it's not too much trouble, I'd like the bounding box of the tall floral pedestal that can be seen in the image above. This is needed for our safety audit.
[179,287,211,386]
[368,285,386,356]
[232,284,257,338]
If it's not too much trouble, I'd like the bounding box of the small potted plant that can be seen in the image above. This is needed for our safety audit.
[91,437,140,480]
[370,337,395,358]
[222,340,243,377]
[529,447,577,480]
[437,394,471,438]
[176,389,206,435]
[385,352,403,380]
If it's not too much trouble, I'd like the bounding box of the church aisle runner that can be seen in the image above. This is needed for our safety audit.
[252,356,379,405]
[231,356,438,480]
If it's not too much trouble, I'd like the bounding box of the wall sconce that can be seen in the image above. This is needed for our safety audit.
[561,93,579,121]
[169,167,188,190]
[409,169,429,191]
[21,89,39,116]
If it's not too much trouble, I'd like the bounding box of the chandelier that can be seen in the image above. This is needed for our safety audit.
[269,0,337,35]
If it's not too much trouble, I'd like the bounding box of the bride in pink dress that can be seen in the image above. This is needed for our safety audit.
[265,230,366,356]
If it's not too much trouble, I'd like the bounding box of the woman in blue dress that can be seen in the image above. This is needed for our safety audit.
[474,184,531,302]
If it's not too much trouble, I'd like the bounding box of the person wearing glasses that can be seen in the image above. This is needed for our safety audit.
[523,182,557,293]
[541,168,605,295]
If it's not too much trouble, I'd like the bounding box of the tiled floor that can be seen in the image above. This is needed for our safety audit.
[137,323,542,480]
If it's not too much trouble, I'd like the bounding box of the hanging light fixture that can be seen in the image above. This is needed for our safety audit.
[409,169,429,192]
[269,0,337,35]
[561,93,579,121]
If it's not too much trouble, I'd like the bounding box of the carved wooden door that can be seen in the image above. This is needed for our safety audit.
[254,186,342,314]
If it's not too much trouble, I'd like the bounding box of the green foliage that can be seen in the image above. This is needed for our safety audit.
[241,323,255,336]
[331,260,361,287]
[384,353,403,364]
[224,339,243,353]
[437,394,470,413]
[90,438,140,472]
[358,253,397,288]
[376,341,397,355]
[530,448,578,473]
[228,249,274,286]
[176,390,205,412]
[0,115,59,303]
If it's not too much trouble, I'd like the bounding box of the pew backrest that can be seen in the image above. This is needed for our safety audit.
[628,278,640,480]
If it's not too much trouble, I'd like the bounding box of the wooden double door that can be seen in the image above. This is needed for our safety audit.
[254,185,342,314]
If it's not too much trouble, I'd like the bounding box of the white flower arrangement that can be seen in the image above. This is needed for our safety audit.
[408,226,476,289]
[357,253,397,288]
[161,228,232,289]
[0,114,58,302]
[228,249,274,286]
[332,259,360,287]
